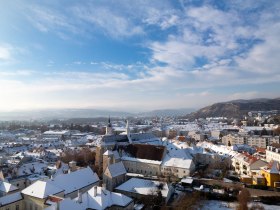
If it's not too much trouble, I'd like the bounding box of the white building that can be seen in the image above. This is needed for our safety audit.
[21,167,99,210]
[222,134,279,148]
[115,178,173,203]
[45,186,134,210]
[266,146,280,163]
[161,142,195,178]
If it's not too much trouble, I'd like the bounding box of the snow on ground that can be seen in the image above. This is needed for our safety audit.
[196,200,280,210]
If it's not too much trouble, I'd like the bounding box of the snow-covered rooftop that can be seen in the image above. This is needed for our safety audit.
[44,130,70,135]
[107,162,127,177]
[21,180,64,199]
[22,167,99,198]
[17,161,48,176]
[115,178,170,198]
[197,141,238,158]
[0,181,18,193]
[161,143,194,169]
[45,198,83,210]
[121,156,162,165]
[103,150,114,156]
[49,166,99,195]
[0,192,22,206]
[77,186,133,210]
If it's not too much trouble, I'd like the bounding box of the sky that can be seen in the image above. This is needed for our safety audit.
[0,0,280,112]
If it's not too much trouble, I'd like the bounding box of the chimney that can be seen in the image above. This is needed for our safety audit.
[94,186,97,197]
[108,157,111,166]
[56,202,59,210]
[78,190,82,203]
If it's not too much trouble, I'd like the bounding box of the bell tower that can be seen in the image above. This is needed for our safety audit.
[126,120,132,144]
[106,116,113,135]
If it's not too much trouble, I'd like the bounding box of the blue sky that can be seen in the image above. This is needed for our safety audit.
[0,0,279,111]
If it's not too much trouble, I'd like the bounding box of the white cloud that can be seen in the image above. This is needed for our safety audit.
[236,21,280,74]
[0,66,278,111]
[0,70,34,76]
[72,6,144,38]
[1,1,279,111]
[0,45,12,61]
[227,91,259,101]
[0,43,27,64]
[145,3,280,95]
[26,2,145,39]
[143,8,179,29]
[73,61,82,65]
[26,5,82,39]
[24,1,180,39]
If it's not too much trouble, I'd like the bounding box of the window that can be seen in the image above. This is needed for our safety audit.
[16,205,19,210]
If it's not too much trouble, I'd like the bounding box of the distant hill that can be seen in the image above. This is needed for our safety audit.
[186,98,280,120]
[138,108,195,117]
[0,107,195,121]
[0,109,133,121]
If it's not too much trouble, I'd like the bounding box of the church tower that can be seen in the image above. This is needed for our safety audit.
[103,150,114,173]
[126,120,132,144]
[106,116,113,135]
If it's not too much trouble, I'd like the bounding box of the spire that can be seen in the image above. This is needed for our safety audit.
[108,116,112,127]
[106,116,113,135]
[126,120,129,130]
[126,120,132,144]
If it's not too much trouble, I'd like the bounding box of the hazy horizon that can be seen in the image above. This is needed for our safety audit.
[1,1,280,112]
[0,96,279,113]
[0,104,198,114]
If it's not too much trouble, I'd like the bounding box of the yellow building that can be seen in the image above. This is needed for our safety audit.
[240,175,252,185]
[252,174,266,186]
[260,161,280,187]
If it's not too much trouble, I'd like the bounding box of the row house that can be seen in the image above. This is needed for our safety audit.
[266,146,280,163]
[232,153,267,177]
[222,134,280,148]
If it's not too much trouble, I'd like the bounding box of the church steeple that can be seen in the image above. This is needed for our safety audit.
[108,116,112,127]
[126,120,132,144]
[126,120,130,134]
[106,116,113,135]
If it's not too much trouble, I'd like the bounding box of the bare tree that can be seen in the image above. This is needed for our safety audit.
[236,188,250,210]
[167,191,201,210]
